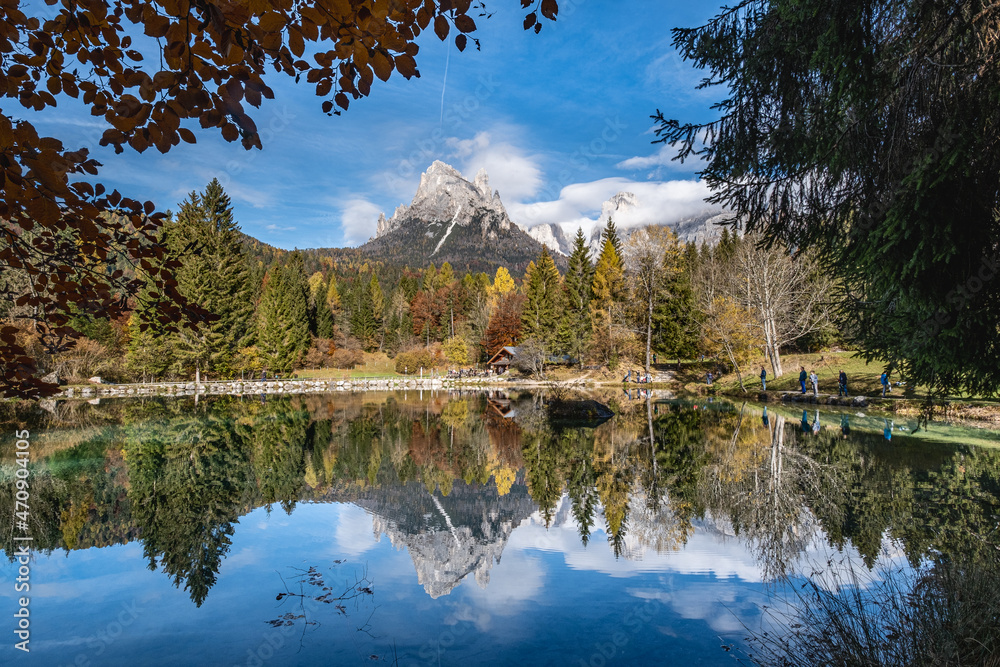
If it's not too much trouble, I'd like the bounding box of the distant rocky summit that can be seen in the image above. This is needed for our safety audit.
[524,191,735,257]
[361,161,561,274]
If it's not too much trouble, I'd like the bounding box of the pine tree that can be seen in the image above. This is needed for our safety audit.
[326,275,342,313]
[421,264,438,292]
[601,217,624,258]
[164,179,256,377]
[520,247,563,352]
[558,228,594,364]
[125,265,174,380]
[520,261,536,295]
[313,284,335,339]
[256,252,310,373]
[306,272,334,338]
[436,262,455,289]
[348,269,385,351]
[590,233,628,367]
[654,251,699,361]
[368,272,385,351]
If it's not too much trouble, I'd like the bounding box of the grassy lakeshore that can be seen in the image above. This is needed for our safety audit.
[49,350,1000,425]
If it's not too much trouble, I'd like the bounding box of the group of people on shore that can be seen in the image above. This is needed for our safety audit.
[751,366,851,398]
[702,361,901,399]
[789,366,850,397]
[623,368,653,384]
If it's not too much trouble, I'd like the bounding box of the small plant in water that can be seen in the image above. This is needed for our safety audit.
[268,561,375,639]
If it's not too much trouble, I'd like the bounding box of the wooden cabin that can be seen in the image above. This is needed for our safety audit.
[486,346,520,373]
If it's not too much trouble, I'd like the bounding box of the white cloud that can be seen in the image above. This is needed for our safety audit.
[447,131,543,201]
[616,144,676,170]
[510,177,716,234]
[333,504,379,557]
[339,198,383,247]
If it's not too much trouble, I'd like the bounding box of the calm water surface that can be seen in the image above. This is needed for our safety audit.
[1,391,999,666]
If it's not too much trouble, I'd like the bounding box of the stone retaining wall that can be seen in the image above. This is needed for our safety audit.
[59,376,512,399]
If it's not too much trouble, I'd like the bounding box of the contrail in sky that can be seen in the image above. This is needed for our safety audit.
[439,47,450,125]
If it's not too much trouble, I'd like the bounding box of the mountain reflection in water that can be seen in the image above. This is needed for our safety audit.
[1,390,999,664]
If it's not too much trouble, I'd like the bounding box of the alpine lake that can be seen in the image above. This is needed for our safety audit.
[2,388,999,666]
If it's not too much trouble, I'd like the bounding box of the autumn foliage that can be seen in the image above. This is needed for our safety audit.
[0,0,557,397]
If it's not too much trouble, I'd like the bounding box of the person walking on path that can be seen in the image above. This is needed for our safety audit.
[880,371,890,397]
[838,370,849,397]
[799,367,807,394]
[760,366,767,391]
[809,370,819,397]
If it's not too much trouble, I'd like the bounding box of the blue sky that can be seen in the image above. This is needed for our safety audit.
[23,0,726,250]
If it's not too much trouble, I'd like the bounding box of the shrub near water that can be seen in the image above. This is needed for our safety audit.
[747,554,1000,666]
[394,345,442,375]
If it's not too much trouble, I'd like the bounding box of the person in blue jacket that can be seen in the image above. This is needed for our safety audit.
[760,366,767,391]
[799,367,807,393]
[880,371,890,397]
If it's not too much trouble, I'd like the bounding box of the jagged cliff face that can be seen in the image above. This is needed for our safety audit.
[375,161,512,241]
[361,161,562,274]
[350,479,537,599]
[526,223,569,256]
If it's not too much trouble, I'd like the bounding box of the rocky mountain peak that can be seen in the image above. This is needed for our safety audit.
[361,162,558,275]
[473,168,491,199]
[601,191,639,221]
[375,161,510,240]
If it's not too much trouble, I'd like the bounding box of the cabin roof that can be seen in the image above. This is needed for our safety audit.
[486,346,520,365]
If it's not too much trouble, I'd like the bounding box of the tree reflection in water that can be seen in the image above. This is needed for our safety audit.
[1,392,999,606]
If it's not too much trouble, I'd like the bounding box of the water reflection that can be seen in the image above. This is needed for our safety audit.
[2,392,999,608]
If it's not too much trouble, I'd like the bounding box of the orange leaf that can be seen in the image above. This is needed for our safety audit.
[371,51,393,81]
[258,11,285,32]
[434,15,449,40]
[394,54,418,78]
[288,26,305,57]
[454,14,476,33]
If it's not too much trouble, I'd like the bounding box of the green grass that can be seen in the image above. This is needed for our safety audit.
[699,350,999,403]
[294,361,399,381]
[293,353,447,380]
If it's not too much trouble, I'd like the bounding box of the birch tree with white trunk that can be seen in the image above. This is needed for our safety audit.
[733,234,833,378]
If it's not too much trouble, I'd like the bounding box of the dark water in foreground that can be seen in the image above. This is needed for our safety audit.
[1,391,999,666]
